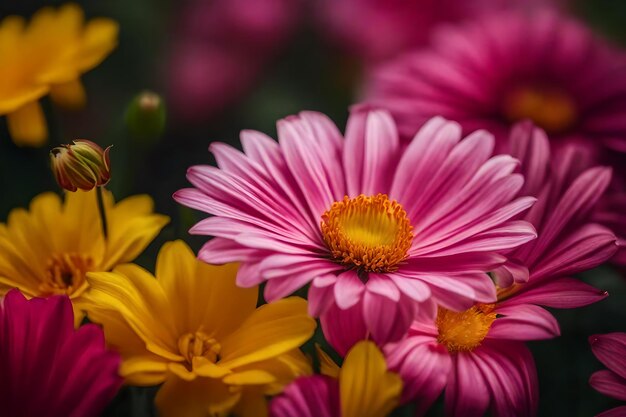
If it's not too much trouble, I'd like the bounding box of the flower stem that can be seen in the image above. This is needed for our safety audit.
[96,187,108,239]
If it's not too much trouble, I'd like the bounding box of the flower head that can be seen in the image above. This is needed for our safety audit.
[270,341,402,417]
[0,4,117,146]
[83,240,316,417]
[589,333,626,416]
[50,139,112,191]
[0,189,169,322]
[0,289,122,417]
[365,10,626,158]
[175,108,537,345]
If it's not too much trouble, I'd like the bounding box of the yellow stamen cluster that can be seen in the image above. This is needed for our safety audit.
[40,253,94,296]
[436,304,497,353]
[178,331,221,365]
[504,86,577,134]
[321,194,413,273]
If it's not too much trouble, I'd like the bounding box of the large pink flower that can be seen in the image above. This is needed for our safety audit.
[175,107,537,344]
[365,10,626,159]
[589,332,626,417]
[0,289,122,417]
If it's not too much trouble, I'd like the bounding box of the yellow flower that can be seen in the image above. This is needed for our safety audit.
[0,3,118,146]
[83,240,316,417]
[316,341,403,417]
[0,189,168,323]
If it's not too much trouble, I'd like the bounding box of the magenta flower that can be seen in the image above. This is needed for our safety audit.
[589,333,626,417]
[0,289,122,417]
[365,10,626,158]
[175,107,537,345]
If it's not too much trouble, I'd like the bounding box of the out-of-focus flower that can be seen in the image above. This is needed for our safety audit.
[125,91,167,144]
[84,240,315,417]
[50,139,112,192]
[174,108,537,346]
[270,341,402,417]
[0,189,169,323]
[0,289,122,417]
[365,10,626,159]
[589,333,626,417]
[0,4,118,147]
[167,0,300,123]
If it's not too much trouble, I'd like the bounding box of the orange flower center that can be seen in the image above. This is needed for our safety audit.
[321,194,413,273]
[436,304,497,353]
[503,86,577,134]
[178,331,221,365]
[40,253,94,296]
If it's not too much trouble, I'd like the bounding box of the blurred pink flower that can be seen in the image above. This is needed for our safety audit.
[0,289,122,417]
[167,0,300,122]
[365,10,626,159]
[175,107,536,345]
[316,0,562,63]
[589,333,626,417]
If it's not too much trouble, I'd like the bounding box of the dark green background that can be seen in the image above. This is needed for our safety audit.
[0,1,625,416]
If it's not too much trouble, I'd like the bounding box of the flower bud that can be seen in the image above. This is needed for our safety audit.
[125,90,166,144]
[50,140,112,192]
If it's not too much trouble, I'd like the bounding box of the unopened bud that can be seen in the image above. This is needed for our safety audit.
[125,90,166,144]
[50,140,112,192]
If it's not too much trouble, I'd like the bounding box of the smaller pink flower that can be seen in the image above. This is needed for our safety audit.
[0,289,122,417]
[589,333,626,417]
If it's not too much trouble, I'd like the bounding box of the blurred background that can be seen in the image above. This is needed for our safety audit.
[0,1,625,416]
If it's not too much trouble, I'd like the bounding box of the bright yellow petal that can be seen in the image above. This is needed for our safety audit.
[155,374,241,417]
[102,194,169,270]
[6,101,47,147]
[84,268,181,361]
[339,341,403,417]
[61,190,106,264]
[316,344,340,379]
[223,369,276,386]
[119,356,169,386]
[219,297,316,370]
[49,78,86,109]
[193,357,232,379]
[77,18,118,71]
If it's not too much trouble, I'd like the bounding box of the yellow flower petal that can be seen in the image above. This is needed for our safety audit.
[168,362,197,382]
[78,18,119,71]
[85,268,181,361]
[119,356,169,386]
[193,357,232,379]
[231,388,269,417]
[223,369,276,386]
[339,341,403,417]
[102,194,170,270]
[49,78,86,109]
[316,344,340,379]
[6,101,47,147]
[155,374,241,417]
[219,297,316,370]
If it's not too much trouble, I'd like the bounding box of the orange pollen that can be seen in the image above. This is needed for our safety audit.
[40,253,94,296]
[436,304,497,353]
[178,331,221,366]
[503,86,577,134]
[320,194,413,273]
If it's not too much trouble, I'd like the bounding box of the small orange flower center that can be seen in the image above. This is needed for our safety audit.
[40,253,94,296]
[436,304,497,353]
[321,194,413,273]
[503,86,577,134]
[178,331,221,365]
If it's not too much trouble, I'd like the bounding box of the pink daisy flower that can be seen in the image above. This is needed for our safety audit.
[0,289,122,417]
[365,10,626,159]
[589,332,626,417]
[174,107,537,344]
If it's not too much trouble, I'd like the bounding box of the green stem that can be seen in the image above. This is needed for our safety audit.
[96,186,108,239]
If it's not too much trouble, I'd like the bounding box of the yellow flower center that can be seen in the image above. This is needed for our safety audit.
[40,253,94,296]
[178,331,221,365]
[436,304,497,353]
[321,194,413,273]
[503,86,577,134]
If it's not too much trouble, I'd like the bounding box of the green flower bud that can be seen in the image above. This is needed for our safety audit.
[125,91,166,144]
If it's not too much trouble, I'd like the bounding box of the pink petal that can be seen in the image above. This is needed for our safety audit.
[590,333,626,380]
[445,352,491,417]
[269,375,339,417]
[489,304,560,341]
[320,302,368,356]
[501,277,608,309]
[308,275,338,316]
[366,273,400,302]
[589,370,626,402]
[334,270,365,309]
[597,406,626,417]
[362,291,416,345]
